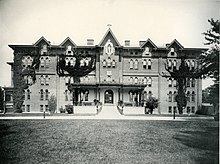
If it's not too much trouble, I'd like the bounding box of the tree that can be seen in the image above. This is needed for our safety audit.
[145,97,159,114]
[200,19,219,113]
[48,94,57,114]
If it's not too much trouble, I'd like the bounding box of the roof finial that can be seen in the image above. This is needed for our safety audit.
[107,24,112,28]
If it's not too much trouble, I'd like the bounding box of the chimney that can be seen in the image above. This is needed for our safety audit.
[139,41,145,47]
[125,40,130,46]
[87,39,94,45]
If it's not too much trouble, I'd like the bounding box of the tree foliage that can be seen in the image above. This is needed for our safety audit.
[145,97,159,114]
[48,94,57,114]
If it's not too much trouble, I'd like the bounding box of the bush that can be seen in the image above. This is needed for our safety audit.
[59,106,65,113]
[66,105,73,114]
[145,97,159,114]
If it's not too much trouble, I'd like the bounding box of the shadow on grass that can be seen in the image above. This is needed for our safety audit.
[173,126,219,164]
[0,123,15,138]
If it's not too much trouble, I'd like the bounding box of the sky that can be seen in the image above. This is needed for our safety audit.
[0,0,219,88]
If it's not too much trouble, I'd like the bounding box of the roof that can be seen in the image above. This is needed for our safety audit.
[98,28,121,47]
[60,37,77,47]
[166,39,184,49]
[34,36,51,46]
[140,38,157,49]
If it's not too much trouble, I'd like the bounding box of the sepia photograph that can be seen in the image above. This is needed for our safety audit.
[0,0,219,163]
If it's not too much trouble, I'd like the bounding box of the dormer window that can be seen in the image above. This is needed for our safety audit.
[170,48,175,56]
[145,47,150,54]
[66,45,73,55]
[41,44,47,55]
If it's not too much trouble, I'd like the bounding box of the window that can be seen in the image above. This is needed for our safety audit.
[148,91,152,98]
[186,60,190,68]
[40,105,44,112]
[168,78,172,87]
[65,76,69,85]
[145,47,150,55]
[70,57,75,67]
[107,58,111,67]
[168,106,172,113]
[191,78,195,87]
[80,58,85,67]
[27,105,30,112]
[191,106,195,113]
[107,75,112,82]
[45,89,49,100]
[191,91,195,102]
[40,57,45,68]
[45,75,49,85]
[40,89,44,100]
[129,59,133,69]
[22,105,25,112]
[173,60,177,70]
[27,56,32,67]
[45,57,49,68]
[27,76,33,85]
[85,58,89,66]
[134,77,138,84]
[129,77,133,83]
[27,89,30,100]
[147,77,152,87]
[170,48,175,56]
[65,90,68,101]
[173,79,177,87]
[129,91,133,102]
[40,75,44,85]
[191,60,195,70]
[70,77,74,84]
[147,59,151,69]
[134,59,138,70]
[103,60,106,67]
[186,91,190,102]
[45,105,49,112]
[143,59,147,69]
[66,45,72,55]
[143,77,147,85]
[168,59,172,69]
[186,78,190,87]
[187,106,190,114]
[84,76,89,82]
[173,91,177,102]
[112,60,116,68]
[168,91,172,102]
[85,90,89,101]
[65,57,70,66]
[173,107,177,113]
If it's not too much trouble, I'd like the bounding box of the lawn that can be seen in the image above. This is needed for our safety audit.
[0,119,218,164]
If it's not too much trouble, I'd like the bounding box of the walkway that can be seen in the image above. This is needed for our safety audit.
[96,105,124,119]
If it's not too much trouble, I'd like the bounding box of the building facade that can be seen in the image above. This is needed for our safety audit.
[8,28,204,114]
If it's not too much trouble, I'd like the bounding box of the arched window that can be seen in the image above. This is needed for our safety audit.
[134,77,138,84]
[45,57,50,68]
[103,59,106,67]
[147,59,151,69]
[129,59,133,69]
[191,60,195,70]
[168,91,172,102]
[143,77,147,85]
[134,59,138,70]
[148,77,152,87]
[65,90,68,101]
[186,91,190,102]
[85,58,89,66]
[191,78,195,87]
[173,91,177,102]
[27,89,31,100]
[173,60,177,70]
[129,91,133,102]
[70,57,75,66]
[65,57,70,66]
[168,78,172,87]
[45,75,49,85]
[45,89,49,100]
[168,59,172,69]
[145,47,150,55]
[191,91,195,102]
[107,57,111,67]
[148,91,152,98]
[40,57,45,68]
[40,75,44,85]
[40,89,44,100]
[27,56,32,67]
[112,60,116,68]
[85,90,89,101]
[129,77,133,83]
[143,59,147,69]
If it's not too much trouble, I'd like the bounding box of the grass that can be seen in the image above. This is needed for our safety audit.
[0,119,218,164]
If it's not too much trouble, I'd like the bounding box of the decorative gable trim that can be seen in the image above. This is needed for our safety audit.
[34,36,51,46]
[99,28,121,47]
[140,38,157,49]
[167,39,184,50]
[60,37,77,47]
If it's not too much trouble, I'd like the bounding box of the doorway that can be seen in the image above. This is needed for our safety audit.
[104,90,113,104]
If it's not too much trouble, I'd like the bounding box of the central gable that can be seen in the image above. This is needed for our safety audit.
[99,28,121,47]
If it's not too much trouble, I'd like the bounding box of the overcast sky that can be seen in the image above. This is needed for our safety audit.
[0,0,219,88]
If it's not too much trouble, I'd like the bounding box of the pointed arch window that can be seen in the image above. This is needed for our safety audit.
[112,60,116,68]
[65,57,70,66]
[191,60,195,70]
[186,91,190,102]
[129,59,134,69]
[45,57,50,68]
[168,59,172,69]
[147,59,151,69]
[103,59,106,67]
[143,77,147,85]
[27,56,32,67]
[147,77,152,87]
[134,59,138,70]
[40,57,45,68]
[40,75,45,85]
[65,90,68,101]
[173,60,177,70]
[45,89,49,100]
[191,78,195,87]
[191,91,195,102]
[27,89,31,100]
[134,77,138,84]
[107,57,111,67]
[85,58,89,66]
[70,57,75,67]
[40,89,44,100]
[129,77,133,83]
[168,91,172,102]
[143,59,147,69]
[45,75,49,85]
[168,78,172,87]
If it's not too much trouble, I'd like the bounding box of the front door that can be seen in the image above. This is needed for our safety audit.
[104,90,113,104]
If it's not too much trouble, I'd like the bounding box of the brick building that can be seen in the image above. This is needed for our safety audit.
[8,28,204,114]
